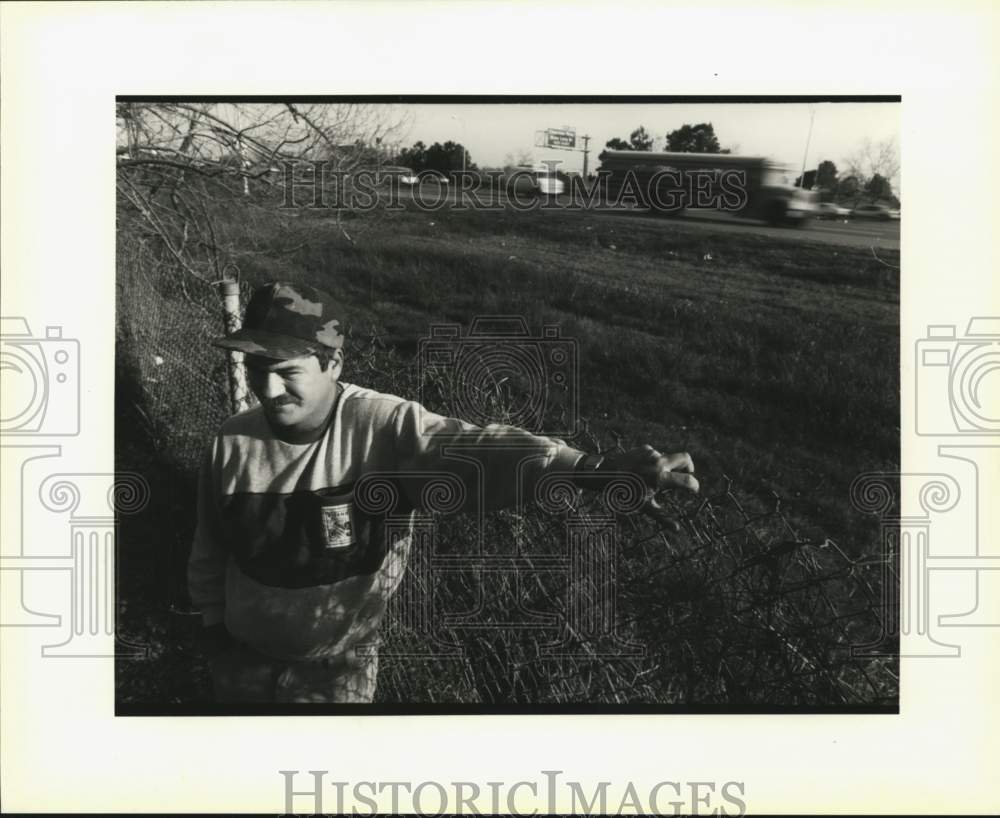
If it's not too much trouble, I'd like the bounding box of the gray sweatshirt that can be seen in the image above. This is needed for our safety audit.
[188,382,584,661]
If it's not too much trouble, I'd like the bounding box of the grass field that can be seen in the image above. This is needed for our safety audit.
[117,202,900,706]
[283,205,900,550]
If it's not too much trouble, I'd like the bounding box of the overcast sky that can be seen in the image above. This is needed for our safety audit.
[398,101,900,179]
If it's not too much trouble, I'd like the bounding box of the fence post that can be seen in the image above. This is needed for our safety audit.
[218,277,250,415]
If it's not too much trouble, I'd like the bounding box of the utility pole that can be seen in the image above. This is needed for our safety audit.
[799,107,815,189]
[581,134,591,178]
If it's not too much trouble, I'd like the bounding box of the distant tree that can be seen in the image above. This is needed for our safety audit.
[629,126,653,151]
[599,128,653,162]
[844,137,900,203]
[795,162,838,190]
[396,140,428,171]
[665,122,722,153]
[604,137,631,151]
[794,169,818,189]
[864,173,893,201]
[423,140,475,173]
[599,137,630,163]
[816,160,838,190]
[838,175,861,199]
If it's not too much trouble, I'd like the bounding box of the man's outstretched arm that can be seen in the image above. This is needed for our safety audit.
[390,400,698,513]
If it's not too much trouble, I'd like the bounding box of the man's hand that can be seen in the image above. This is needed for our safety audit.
[603,444,699,495]
[572,445,698,531]
[601,445,698,533]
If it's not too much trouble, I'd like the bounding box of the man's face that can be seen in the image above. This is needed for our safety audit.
[244,351,342,433]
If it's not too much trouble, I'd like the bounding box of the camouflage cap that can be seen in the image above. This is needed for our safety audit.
[213,281,345,359]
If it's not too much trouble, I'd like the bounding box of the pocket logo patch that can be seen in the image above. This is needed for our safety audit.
[320,503,354,549]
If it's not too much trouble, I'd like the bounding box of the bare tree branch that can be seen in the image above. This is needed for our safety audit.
[117,101,411,281]
[842,136,900,203]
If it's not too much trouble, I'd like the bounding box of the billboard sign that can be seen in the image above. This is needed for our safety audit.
[546,128,576,149]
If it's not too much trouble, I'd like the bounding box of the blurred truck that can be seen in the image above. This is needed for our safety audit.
[598,150,818,226]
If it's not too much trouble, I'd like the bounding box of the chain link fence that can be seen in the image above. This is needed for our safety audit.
[369,456,896,706]
[116,242,897,706]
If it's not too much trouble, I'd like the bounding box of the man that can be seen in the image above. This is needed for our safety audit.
[189,281,698,703]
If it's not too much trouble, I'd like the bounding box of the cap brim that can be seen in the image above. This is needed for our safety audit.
[212,328,320,360]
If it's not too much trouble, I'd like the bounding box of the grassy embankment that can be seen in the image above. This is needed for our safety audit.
[269,205,900,553]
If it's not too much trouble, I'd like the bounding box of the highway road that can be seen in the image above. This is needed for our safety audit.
[600,208,901,250]
[388,184,901,250]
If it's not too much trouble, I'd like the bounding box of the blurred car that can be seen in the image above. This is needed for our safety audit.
[816,202,850,218]
[419,170,450,185]
[850,203,893,220]
[529,166,565,196]
[379,165,419,186]
[505,166,567,197]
